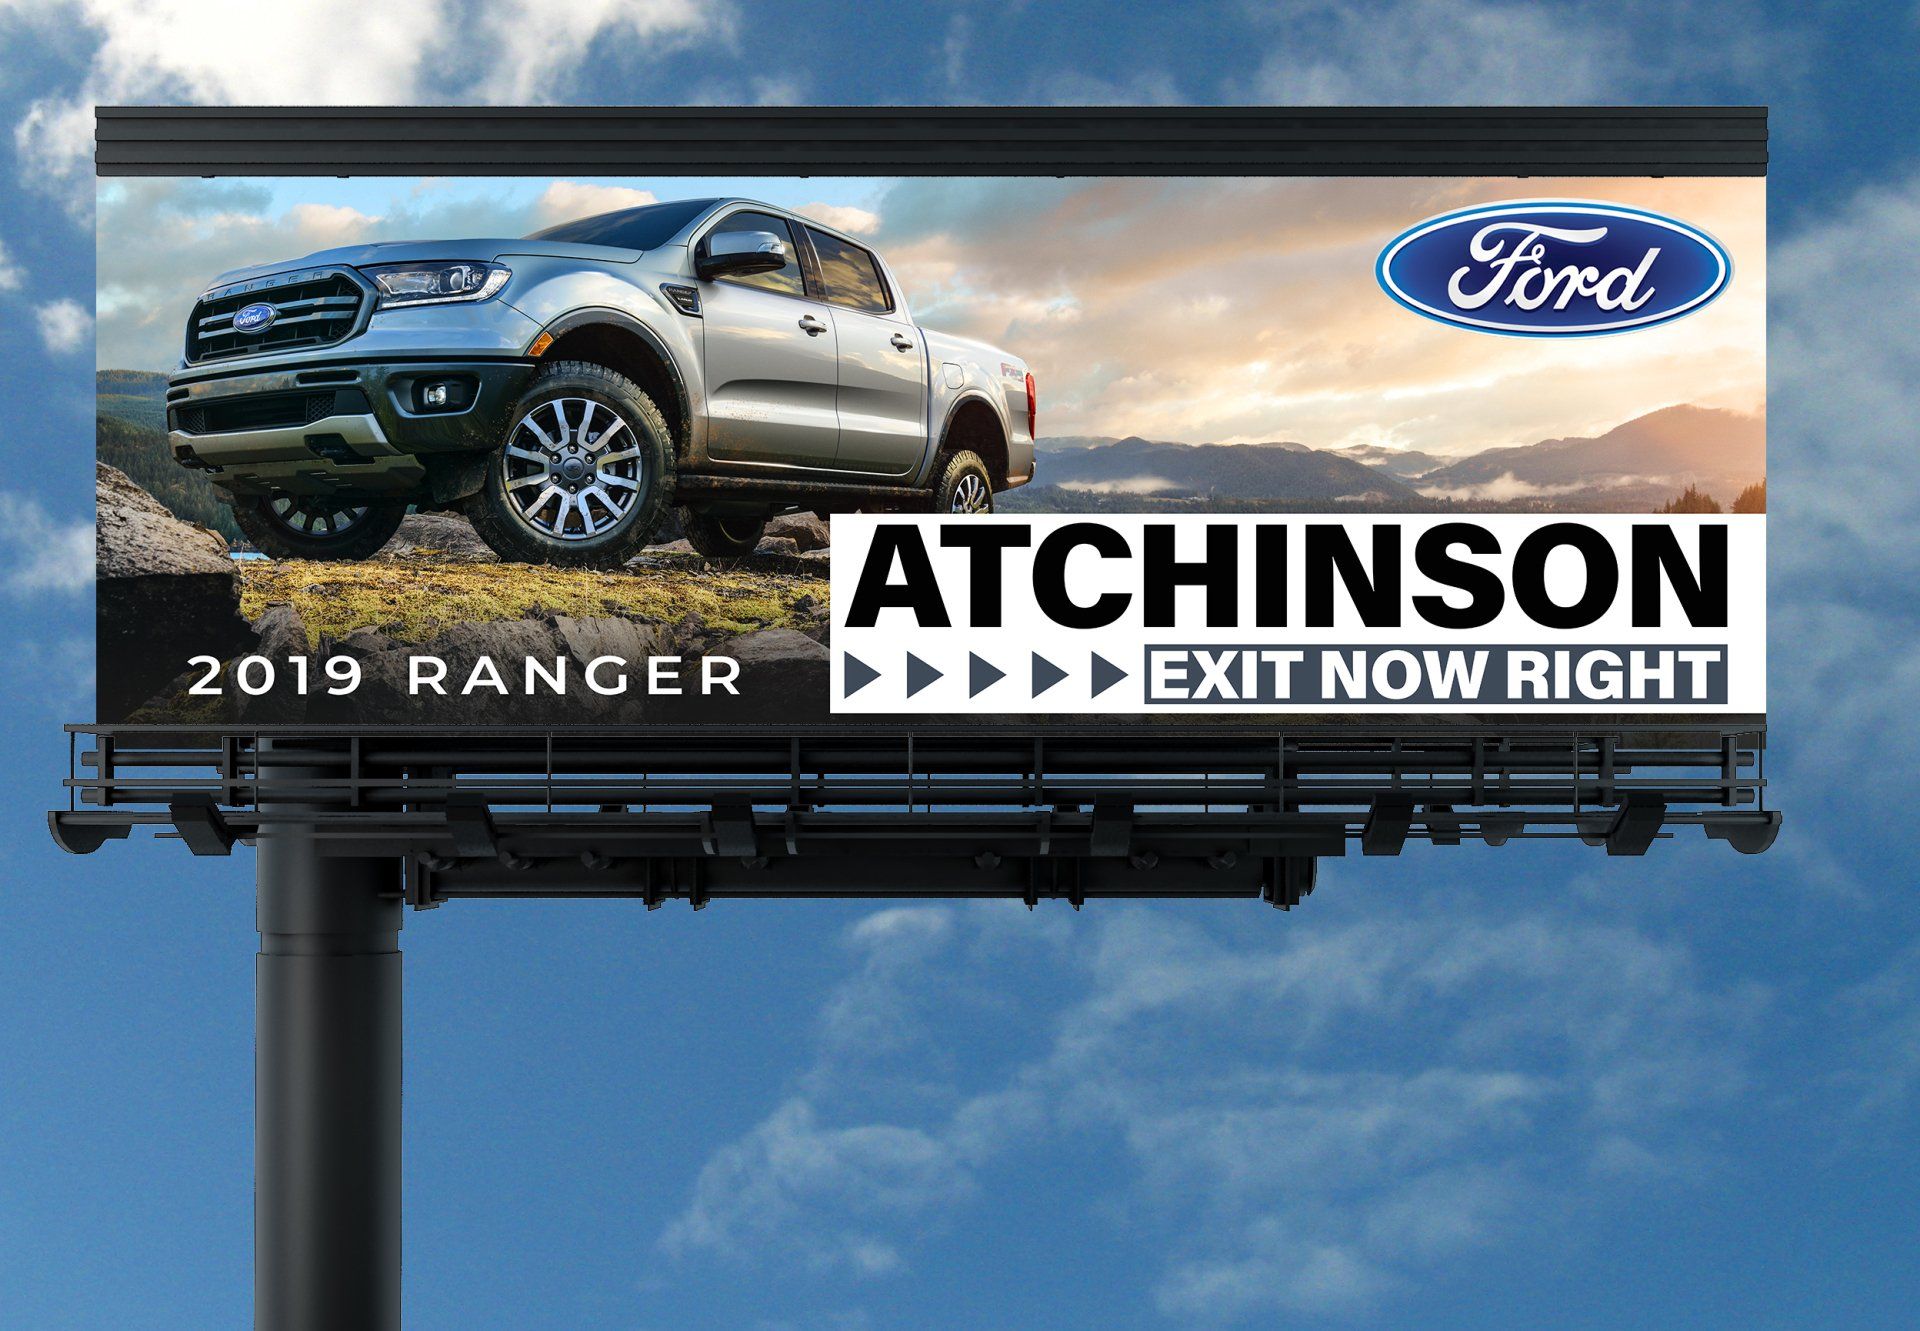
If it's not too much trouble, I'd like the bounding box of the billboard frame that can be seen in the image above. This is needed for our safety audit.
[68,104,1773,1330]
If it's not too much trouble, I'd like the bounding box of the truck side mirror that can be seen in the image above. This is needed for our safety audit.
[696,230,790,281]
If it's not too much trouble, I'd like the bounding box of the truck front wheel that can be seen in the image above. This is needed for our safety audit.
[934,449,994,514]
[229,495,408,561]
[464,360,676,567]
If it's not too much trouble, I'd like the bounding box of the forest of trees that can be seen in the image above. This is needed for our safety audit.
[1655,480,1767,514]
[96,413,244,542]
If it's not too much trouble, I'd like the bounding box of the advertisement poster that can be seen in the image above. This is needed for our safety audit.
[94,175,1764,727]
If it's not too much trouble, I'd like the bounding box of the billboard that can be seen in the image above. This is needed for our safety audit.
[94,171,1764,730]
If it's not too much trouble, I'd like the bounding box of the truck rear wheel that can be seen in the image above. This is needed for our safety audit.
[934,449,994,514]
[679,510,767,558]
[230,494,408,562]
[464,360,675,568]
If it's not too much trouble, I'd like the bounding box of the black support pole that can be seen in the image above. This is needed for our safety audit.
[255,750,403,1330]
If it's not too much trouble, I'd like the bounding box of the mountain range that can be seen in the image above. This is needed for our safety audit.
[1028,404,1762,511]
[1027,434,1412,502]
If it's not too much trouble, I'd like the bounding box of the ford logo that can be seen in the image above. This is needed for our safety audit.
[232,302,278,334]
[1376,200,1731,337]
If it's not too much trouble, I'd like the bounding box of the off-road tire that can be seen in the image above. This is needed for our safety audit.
[229,495,408,562]
[679,509,768,558]
[934,449,994,514]
[464,360,676,568]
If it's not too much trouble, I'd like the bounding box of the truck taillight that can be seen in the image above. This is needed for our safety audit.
[1025,372,1037,440]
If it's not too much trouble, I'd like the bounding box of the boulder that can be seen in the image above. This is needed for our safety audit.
[232,603,314,723]
[713,627,831,720]
[765,511,831,551]
[251,603,309,659]
[378,512,496,561]
[95,462,254,719]
[552,614,665,667]
[753,535,802,559]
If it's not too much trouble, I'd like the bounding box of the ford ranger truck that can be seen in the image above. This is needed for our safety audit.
[165,197,1036,566]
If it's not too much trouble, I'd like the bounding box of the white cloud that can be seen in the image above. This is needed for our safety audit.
[658,1098,961,1278]
[1243,0,1787,105]
[1833,938,1920,1119]
[1249,0,1630,103]
[657,900,1762,1317]
[530,181,658,231]
[797,203,881,236]
[468,0,725,104]
[35,296,92,353]
[0,492,93,594]
[10,0,730,215]
[1772,170,1920,598]
[0,234,22,290]
[16,635,96,711]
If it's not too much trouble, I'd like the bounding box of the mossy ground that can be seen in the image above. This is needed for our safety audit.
[239,554,829,647]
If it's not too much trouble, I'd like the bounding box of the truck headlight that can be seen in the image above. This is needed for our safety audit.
[360,261,510,310]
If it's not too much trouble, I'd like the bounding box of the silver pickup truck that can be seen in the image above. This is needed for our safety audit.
[165,197,1035,566]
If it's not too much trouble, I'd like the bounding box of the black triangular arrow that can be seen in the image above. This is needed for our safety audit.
[843,653,880,697]
[1090,651,1128,698]
[1031,652,1067,697]
[906,652,943,697]
[968,652,1005,697]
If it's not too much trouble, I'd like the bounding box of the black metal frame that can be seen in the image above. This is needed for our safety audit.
[95,106,1768,177]
[55,722,1779,909]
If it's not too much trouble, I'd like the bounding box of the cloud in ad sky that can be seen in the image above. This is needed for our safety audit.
[98,173,1764,459]
[655,898,1763,1319]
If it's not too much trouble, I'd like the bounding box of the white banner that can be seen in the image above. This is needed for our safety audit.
[829,514,1764,714]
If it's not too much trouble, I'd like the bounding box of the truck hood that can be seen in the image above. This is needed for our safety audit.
[205,237,645,288]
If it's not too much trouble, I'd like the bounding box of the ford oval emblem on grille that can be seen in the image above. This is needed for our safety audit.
[1376,200,1731,336]
[232,302,278,334]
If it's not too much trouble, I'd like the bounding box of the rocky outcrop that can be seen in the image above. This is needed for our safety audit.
[707,626,832,721]
[96,462,254,719]
[765,512,831,551]
[377,512,497,562]
[230,603,313,723]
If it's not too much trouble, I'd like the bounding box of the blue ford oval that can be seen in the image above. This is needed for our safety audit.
[232,301,277,334]
[1377,200,1731,337]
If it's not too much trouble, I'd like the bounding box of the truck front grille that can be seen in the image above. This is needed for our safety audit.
[186,270,367,364]
[171,388,371,435]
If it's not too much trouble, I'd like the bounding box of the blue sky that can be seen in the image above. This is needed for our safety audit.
[4,2,1920,1328]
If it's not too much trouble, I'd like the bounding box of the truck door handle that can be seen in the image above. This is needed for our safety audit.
[890,333,915,351]
[798,315,827,336]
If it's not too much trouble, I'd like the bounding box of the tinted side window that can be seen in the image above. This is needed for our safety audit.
[703,211,804,297]
[806,227,892,313]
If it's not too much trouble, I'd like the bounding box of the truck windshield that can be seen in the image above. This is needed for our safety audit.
[526,198,718,250]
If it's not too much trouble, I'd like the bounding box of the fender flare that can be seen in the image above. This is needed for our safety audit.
[533,307,694,445]
[934,389,1011,483]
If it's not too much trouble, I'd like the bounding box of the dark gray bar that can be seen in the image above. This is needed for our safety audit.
[94,106,1767,178]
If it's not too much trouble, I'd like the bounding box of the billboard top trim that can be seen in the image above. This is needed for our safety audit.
[94,105,1768,178]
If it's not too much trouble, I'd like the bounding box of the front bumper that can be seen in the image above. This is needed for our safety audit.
[167,357,535,498]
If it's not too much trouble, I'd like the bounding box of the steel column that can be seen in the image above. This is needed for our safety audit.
[255,749,403,1330]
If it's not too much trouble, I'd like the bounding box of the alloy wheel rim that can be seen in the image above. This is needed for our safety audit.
[950,473,990,513]
[503,396,644,541]
[269,495,371,537]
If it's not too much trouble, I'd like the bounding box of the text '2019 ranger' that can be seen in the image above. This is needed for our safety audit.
[166,198,1036,566]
